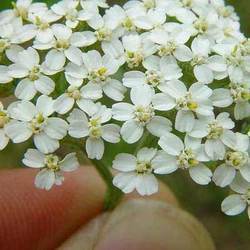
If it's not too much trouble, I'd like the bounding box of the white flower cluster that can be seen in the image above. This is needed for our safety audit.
[0,0,250,219]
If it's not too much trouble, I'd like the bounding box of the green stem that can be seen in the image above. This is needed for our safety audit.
[91,159,123,210]
[62,138,123,210]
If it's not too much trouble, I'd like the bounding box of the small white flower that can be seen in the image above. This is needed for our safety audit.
[5,95,68,154]
[8,47,55,100]
[213,42,250,83]
[68,104,120,160]
[150,24,193,61]
[0,0,47,24]
[123,55,182,90]
[0,102,10,150]
[221,173,250,218]
[159,133,212,185]
[0,19,35,56]
[152,80,213,132]
[113,147,164,196]
[81,50,126,101]
[213,133,250,187]
[34,24,96,70]
[29,8,61,44]
[112,85,172,143]
[54,85,99,115]
[122,33,157,68]
[51,0,80,28]
[189,112,236,160]
[23,149,79,190]
[190,36,227,84]
[211,83,250,120]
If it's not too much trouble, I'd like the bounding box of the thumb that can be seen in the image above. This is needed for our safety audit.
[59,185,215,250]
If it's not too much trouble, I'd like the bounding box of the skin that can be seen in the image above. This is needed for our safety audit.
[0,166,215,250]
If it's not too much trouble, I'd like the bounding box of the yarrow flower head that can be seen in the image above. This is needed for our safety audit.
[0,0,250,221]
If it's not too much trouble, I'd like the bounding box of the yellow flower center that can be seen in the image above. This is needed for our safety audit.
[225,151,248,169]
[134,105,154,125]
[45,154,60,172]
[136,161,152,174]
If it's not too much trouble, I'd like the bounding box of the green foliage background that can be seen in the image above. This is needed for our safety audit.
[0,1,250,249]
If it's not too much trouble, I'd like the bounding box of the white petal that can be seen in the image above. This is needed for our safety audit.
[205,139,225,160]
[174,45,192,62]
[68,120,89,138]
[86,137,104,160]
[15,79,36,100]
[102,124,120,143]
[52,24,72,40]
[146,116,172,137]
[35,169,55,190]
[212,164,236,187]
[45,49,66,71]
[112,154,137,172]
[234,102,250,120]
[8,64,29,78]
[112,103,134,121]
[18,47,39,69]
[76,99,97,115]
[0,129,9,150]
[190,83,212,100]
[158,133,184,156]
[240,165,250,182]
[189,164,212,185]
[0,66,12,83]
[216,113,234,129]
[5,121,32,143]
[65,46,83,66]
[103,79,126,101]
[221,130,236,149]
[136,174,158,196]
[8,101,36,121]
[152,151,178,174]
[23,149,45,168]
[194,65,213,84]
[81,83,103,99]
[36,95,54,117]
[34,75,55,95]
[175,110,195,133]
[70,31,96,47]
[211,88,233,107]
[34,132,59,154]
[221,194,246,216]
[130,85,153,106]
[60,153,79,172]
[152,93,176,111]
[44,118,68,140]
[54,94,74,114]
[121,120,144,144]
[123,71,146,88]
[113,172,137,194]
[164,80,187,98]
[137,147,157,162]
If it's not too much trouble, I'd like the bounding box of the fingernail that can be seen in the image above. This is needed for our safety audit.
[95,199,215,250]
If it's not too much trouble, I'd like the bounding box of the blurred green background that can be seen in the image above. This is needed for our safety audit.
[0,1,250,249]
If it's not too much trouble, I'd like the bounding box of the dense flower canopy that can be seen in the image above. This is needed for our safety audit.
[0,0,250,219]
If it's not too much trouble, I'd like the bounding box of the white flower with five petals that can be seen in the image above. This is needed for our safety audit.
[5,95,68,154]
[8,47,55,100]
[23,149,79,190]
[213,133,250,187]
[68,104,120,160]
[159,133,212,185]
[112,85,172,144]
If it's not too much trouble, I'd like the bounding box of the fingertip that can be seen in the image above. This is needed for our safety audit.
[0,166,106,250]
